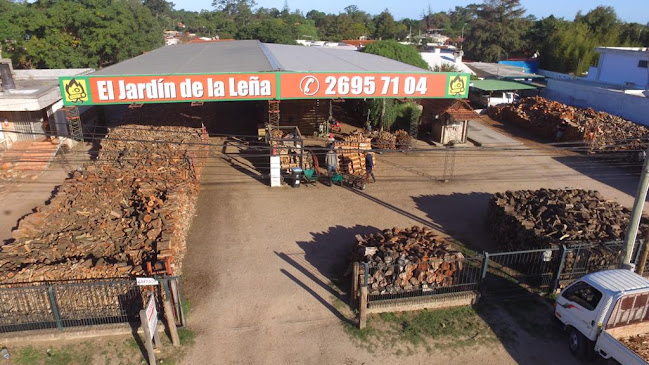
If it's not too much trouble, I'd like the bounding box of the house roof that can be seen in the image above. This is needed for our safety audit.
[91,40,427,76]
[466,62,544,80]
[471,79,538,92]
[421,99,478,120]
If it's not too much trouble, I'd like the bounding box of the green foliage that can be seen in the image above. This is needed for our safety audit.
[464,0,531,62]
[1,0,163,69]
[362,40,429,69]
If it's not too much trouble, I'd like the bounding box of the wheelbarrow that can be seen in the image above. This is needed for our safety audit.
[333,172,369,190]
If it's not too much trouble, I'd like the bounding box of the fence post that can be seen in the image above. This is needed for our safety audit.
[636,239,649,276]
[550,245,568,293]
[359,286,368,329]
[351,262,360,308]
[47,286,63,331]
[363,262,369,287]
[480,252,490,281]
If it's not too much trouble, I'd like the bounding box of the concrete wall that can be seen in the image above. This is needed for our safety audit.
[539,69,574,80]
[591,51,649,87]
[545,79,649,126]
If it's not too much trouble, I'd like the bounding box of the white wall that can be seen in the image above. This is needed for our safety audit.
[545,79,649,127]
[594,51,649,87]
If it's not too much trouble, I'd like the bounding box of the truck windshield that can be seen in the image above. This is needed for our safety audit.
[562,281,603,311]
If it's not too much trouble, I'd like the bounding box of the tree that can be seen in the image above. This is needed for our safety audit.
[143,0,174,19]
[373,9,397,40]
[362,40,429,69]
[464,0,531,62]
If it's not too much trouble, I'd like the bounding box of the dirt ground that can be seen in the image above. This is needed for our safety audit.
[179,117,638,365]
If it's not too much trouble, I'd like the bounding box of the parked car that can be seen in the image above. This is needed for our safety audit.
[554,269,649,364]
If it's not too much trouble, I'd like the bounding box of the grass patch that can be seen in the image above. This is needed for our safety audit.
[344,305,499,355]
[178,328,196,346]
[15,346,40,365]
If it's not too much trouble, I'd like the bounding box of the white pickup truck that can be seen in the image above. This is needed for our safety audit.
[554,269,649,364]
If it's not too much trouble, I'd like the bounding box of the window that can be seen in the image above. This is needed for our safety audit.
[561,281,603,311]
[639,60,648,68]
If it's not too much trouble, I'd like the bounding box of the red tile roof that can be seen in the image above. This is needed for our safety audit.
[342,40,376,47]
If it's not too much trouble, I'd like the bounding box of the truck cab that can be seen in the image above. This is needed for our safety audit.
[554,270,649,364]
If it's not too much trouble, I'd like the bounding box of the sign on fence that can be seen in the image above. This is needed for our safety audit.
[145,294,158,340]
[137,277,159,286]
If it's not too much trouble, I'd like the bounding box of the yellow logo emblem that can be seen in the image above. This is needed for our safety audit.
[448,75,468,96]
[63,78,88,103]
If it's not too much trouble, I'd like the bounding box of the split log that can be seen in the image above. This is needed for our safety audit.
[352,226,465,296]
[0,124,208,283]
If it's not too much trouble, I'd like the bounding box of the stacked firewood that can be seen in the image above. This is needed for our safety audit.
[374,131,397,150]
[352,226,465,295]
[488,97,649,152]
[486,188,647,250]
[394,130,412,149]
[0,125,207,283]
[620,334,649,362]
[269,128,302,171]
[334,132,372,176]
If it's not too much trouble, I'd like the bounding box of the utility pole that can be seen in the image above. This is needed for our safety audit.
[621,145,649,269]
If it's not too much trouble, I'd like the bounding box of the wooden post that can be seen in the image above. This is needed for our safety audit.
[359,286,368,329]
[636,231,649,276]
[163,299,180,347]
[139,310,156,365]
[351,262,359,308]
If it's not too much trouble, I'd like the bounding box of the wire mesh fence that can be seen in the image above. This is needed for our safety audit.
[354,240,649,308]
[364,256,484,303]
[0,276,184,334]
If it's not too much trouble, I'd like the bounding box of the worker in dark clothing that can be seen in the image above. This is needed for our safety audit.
[365,152,376,183]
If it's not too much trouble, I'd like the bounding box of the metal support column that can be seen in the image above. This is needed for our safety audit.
[268,100,280,126]
[63,106,84,142]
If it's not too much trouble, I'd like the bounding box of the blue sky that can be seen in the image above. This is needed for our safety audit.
[176,0,648,24]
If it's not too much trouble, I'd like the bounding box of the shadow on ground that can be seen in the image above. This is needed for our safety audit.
[412,192,494,251]
[275,225,383,324]
[553,154,643,199]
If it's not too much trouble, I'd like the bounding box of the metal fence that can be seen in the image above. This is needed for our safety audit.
[354,240,649,309]
[361,256,484,303]
[0,276,185,334]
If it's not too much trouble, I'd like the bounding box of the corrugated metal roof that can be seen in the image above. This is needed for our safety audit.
[92,40,274,76]
[91,40,428,76]
[263,43,427,72]
[583,270,649,295]
[467,62,544,80]
[471,79,538,91]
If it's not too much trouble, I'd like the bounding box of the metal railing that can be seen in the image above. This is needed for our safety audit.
[362,256,484,303]
[354,240,649,310]
[0,276,185,334]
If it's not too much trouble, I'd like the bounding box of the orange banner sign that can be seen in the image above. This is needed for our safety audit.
[279,72,463,99]
[61,73,278,105]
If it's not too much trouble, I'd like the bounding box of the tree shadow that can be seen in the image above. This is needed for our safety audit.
[553,154,643,199]
[412,192,494,251]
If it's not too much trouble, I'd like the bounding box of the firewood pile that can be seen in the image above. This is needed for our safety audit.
[620,334,649,362]
[334,132,372,176]
[0,125,207,283]
[352,226,465,295]
[394,130,412,149]
[486,189,646,250]
[269,128,302,171]
[488,97,649,152]
[374,131,397,150]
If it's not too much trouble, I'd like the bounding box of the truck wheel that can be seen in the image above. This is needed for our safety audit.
[569,328,587,359]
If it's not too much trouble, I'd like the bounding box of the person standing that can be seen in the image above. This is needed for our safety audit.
[365,152,376,183]
[325,147,338,176]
